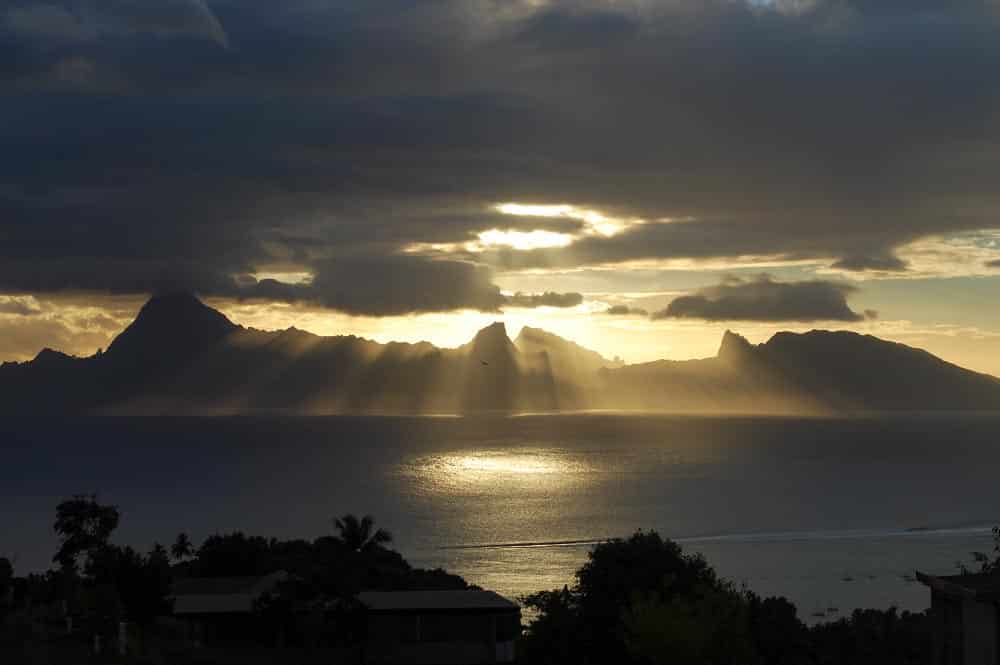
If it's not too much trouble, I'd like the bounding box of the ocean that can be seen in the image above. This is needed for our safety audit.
[2,413,998,622]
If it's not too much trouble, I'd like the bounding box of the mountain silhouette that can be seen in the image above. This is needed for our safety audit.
[460,322,522,412]
[2,294,999,414]
[105,292,237,364]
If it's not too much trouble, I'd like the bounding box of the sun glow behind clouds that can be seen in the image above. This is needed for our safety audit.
[494,202,635,237]
[402,202,644,256]
[477,228,574,250]
[250,271,314,285]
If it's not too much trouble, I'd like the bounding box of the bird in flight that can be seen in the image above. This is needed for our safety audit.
[481,360,489,366]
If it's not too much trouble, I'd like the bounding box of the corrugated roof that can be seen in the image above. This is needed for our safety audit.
[170,571,288,615]
[172,576,268,596]
[916,571,1000,600]
[358,590,518,612]
[173,593,259,615]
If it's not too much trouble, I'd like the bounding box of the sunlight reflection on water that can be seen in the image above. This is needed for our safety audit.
[8,414,1000,624]
[398,448,594,494]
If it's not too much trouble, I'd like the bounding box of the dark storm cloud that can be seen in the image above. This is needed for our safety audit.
[304,257,506,316]
[605,305,648,317]
[231,257,583,316]
[652,275,866,322]
[3,0,1000,311]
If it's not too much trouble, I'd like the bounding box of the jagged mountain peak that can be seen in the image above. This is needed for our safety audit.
[474,321,509,339]
[515,325,614,370]
[515,326,573,347]
[464,321,516,359]
[515,325,549,340]
[717,330,753,362]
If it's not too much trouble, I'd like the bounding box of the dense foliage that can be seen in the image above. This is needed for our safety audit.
[965,525,1000,574]
[2,501,943,664]
[0,557,12,623]
[2,496,467,659]
[518,530,931,665]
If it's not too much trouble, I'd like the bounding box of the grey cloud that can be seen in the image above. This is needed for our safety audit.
[102,0,229,47]
[485,218,920,273]
[237,257,504,316]
[503,291,583,308]
[5,4,97,41]
[514,7,639,51]
[605,305,648,316]
[0,257,249,296]
[0,297,42,316]
[4,0,229,46]
[831,254,908,272]
[233,257,584,316]
[308,257,505,316]
[652,275,865,322]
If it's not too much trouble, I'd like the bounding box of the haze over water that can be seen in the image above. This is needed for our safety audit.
[3,413,997,621]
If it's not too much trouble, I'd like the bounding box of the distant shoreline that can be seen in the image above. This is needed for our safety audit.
[6,408,1000,419]
[439,523,998,551]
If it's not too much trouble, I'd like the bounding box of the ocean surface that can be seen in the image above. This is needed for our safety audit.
[2,413,999,622]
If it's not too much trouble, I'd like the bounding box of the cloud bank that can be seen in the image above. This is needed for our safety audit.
[653,275,868,322]
[605,305,649,317]
[3,0,1000,314]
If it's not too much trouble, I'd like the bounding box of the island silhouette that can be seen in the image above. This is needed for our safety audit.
[2,292,999,415]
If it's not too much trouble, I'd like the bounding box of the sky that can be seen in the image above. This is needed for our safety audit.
[2,0,1000,374]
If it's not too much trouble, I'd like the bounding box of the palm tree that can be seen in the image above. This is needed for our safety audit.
[150,542,169,562]
[333,514,392,553]
[171,533,194,562]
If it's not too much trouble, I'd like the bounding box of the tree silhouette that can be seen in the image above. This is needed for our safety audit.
[53,494,119,572]
[523,531,747,665]
[87,544,173,627]
[0,557,11,589]
[333,514,392,553]
[151,542,168,562]
[0,557,12,609]
[171,532,195,562]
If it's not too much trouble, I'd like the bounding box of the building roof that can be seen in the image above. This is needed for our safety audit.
[916,571,1000,601]
[357,590,519,613]
[171,571,288,615]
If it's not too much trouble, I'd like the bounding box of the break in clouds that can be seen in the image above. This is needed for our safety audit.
[3,0,1000,315]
